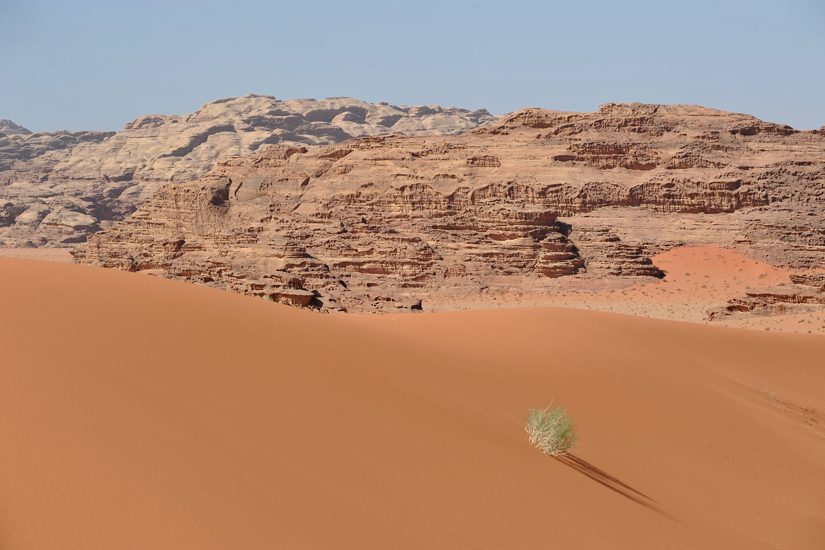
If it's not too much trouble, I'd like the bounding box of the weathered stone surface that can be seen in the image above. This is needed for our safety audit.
[72,155,586,312]
[0,120,32,136]
[64,101,825,313]
[708,268,825,321]
[707,283,825,320]
[0,96,497,247]
[565,226,664,278]
[789,273,825,290]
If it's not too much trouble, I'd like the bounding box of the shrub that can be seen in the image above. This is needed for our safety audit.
[525,404,578,456]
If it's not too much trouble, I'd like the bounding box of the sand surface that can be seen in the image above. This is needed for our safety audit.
[1,258,824,548]
[0,247,73,262]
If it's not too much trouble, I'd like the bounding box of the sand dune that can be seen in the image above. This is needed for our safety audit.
[1,258,823,548]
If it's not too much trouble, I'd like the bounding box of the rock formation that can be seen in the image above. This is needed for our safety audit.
[0,120,32,136]
[707,273,825,320]
[74,101,825,312]
[0,96,497,246]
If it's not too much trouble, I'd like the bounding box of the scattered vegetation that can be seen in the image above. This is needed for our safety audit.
[525,404,578,456]
[760,389,778,401]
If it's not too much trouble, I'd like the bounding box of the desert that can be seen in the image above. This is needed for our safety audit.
[64,102,825,326]
[2,97,824,549]
[3,2,825,548]
[2,257,823,548]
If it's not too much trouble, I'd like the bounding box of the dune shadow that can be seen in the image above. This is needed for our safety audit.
[553,454,675,520]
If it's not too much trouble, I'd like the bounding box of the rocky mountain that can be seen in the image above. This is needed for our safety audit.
[0,95,497,246]
[0,120,32,135]
[73,103,825,313]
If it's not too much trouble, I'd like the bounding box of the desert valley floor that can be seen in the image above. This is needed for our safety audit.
[1,255,823,548]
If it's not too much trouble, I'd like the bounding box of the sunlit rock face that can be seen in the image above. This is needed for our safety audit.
[0,95,497,247]
[73,103,825,312]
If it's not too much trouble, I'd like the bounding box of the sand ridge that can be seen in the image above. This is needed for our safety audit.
[1,257,823,548]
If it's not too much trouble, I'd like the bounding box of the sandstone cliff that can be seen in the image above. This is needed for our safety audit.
[74,102,824,312]
[0,96,497,246]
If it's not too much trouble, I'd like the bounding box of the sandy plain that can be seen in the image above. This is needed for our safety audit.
[1,257,823,548]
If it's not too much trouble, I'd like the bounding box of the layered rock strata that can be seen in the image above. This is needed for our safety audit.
[74,102,825,312]
[73,100,825,312]
[0,96,497,246]
[0,120,32,136]
[707,273,825,320]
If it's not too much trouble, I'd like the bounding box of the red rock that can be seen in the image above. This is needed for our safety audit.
[73,102,825,312]
[708,283,825,320]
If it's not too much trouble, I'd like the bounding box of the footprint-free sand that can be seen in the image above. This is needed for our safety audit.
[1,258,823,548]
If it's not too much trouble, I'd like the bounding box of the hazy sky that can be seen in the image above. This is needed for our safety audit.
[1,0,823,132]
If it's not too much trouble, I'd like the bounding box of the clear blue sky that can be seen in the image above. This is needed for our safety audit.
[1,0,823,132]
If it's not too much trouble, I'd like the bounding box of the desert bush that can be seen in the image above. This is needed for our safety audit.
[525,404,578,456]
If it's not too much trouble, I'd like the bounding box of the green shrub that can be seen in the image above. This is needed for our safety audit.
[525,404,578,456]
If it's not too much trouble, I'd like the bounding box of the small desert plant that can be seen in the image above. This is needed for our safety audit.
[525,404,578,456]
[760,388,778,401]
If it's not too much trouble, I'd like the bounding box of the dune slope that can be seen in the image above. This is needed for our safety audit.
[0,258,823,549]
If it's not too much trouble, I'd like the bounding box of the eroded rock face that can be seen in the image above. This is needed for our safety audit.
[72,156,594,312]
[0,96,497,246]
[708,280,825,320]
[707,272,825,320]
[72,102,825,312]
[0,120,32,136]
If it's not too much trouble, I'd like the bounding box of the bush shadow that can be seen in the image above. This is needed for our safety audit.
[553,454,676,520]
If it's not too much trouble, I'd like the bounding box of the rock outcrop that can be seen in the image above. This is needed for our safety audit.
[0,96,497,246]
[45,100,825,311]
[72,142,601,312]
[707,275,825,320]
[0,120,32,136]
[75,99,825,312]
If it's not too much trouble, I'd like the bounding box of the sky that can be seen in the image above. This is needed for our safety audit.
[1,0,823,132]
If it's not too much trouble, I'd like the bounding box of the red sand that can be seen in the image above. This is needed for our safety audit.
[1,257,823,548]
[0,247,73,262]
